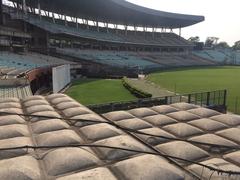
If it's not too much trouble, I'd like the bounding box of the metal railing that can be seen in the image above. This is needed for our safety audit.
[87,90,227,114]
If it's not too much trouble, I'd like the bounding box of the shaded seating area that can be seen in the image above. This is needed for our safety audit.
[56,48,162,69]
[9,11,191,47]
[56,48,215,70]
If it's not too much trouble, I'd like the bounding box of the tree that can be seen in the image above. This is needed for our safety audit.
[232,40,240,50]
[215,41,230,49]
[205,37,219,47]
[188,36,200,43]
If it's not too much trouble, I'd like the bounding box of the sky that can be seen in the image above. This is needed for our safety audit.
[127,0,240,46]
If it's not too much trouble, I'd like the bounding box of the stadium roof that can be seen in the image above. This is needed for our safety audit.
[0,94,240,179]
[10,0,204,28]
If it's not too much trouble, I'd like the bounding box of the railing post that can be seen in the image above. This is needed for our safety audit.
[188,94,191,103]
[223,90,227,107]
[206,92,210,106]
[88,90,227,113]
[138,99,142,108]
[110,103,114,112]
[164,96,168,105]
[218,90,221,105]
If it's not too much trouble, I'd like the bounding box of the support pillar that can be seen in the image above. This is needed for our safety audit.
[16,3,20,17]
[46,32,50,49]
[76,17,78,28]
[105,23,109,33]
[22,0,27,15]
[64,15,67,26]
[52,13,55,23]
[114,24,118,34]
[86,20,89,29]
[38,0,41,20]
[96,21,99,32]
[179,28,182,37]
[143,27,147,37]
[0,0,3,25]
[134,26,137,36]
[152,27,155,38]
[124,25,128,36]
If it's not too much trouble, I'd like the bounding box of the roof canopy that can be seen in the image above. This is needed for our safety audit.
[10,0,204,28]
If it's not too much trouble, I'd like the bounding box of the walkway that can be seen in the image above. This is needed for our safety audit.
[127,78,174,98]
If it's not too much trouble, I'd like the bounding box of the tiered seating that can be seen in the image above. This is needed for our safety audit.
[235,51,240,63]
[136,52,215,67]
[56,48,162,69]
[193,51,212,60]
[56,48,215,69]
[10,12,190,47]
[0,85,32,99]
[24,15,122,42]
[0,51,73,79]
[0,53,32,69]
[205,50,227,62]
[0,25,31,38]
[0,51,72,69]
[193,50,240,64]
[25,53,73,66]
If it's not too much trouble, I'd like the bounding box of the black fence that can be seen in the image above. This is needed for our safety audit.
[87,90,227,114]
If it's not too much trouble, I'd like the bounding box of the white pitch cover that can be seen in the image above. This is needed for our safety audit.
[52,64,71,93]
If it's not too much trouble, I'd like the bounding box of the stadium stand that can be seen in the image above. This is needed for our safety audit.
[0,0,213,79]
[0,85,32,98]
[193,50,240,64]
[0,25,30,39]
[6,9,192,47]
[0,51,73,81]
[0,1,240,179]
[56,48,215,70]
[56,48,162,69]
[193,50,227,62]
[136,52,216,67]
[0,51,75,98]
[0,94,239,179]
[0,51,73,69]
[236,51,240,61]
[0,25,31,50]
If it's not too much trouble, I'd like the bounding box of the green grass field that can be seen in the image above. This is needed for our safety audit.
[148,66,240,114]
[66,79,136,105]
[66,66,240,113]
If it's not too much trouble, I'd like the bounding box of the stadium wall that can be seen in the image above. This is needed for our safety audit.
[52,64,71,93]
